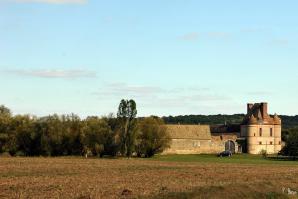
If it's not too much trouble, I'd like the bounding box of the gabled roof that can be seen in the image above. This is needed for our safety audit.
[165,125,211,140]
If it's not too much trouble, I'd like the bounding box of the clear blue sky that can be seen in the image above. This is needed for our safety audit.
[0,0,297,117]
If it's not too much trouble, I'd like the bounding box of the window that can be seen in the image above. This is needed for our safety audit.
[270,141,273,145]
[259,141,262,145]
[279,141,281,145]
[259,128,262,137]
[254,133,256,137]
[270,128,273,137]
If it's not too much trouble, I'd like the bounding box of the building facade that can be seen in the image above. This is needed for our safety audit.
[240,103,282,154]
[163,125,239,155]
[164,102,282,155]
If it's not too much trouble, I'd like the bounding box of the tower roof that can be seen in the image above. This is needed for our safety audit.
[248,114,257,125]
[273,114,281,125]
[242,103,281,125]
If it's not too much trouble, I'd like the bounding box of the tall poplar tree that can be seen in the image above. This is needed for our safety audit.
[117,99,137,157]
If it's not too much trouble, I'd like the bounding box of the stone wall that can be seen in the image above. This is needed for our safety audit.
[163,134,239,155]
[163,139,212,154]
[211,134,239,153]
[241,124,282,154]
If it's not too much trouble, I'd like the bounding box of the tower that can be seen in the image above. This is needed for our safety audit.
[241,103,282,154]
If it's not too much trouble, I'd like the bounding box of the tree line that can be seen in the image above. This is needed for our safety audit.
[1,101,297,158]
[0,100,171,158]
[162,114,298,130]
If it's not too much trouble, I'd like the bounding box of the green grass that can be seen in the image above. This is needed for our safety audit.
[152,154,298,165]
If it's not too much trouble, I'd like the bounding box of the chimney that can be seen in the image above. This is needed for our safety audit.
[261,102,268,117]
[247,103,253,114]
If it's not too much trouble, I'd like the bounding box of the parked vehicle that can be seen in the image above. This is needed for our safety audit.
[218,150,232,157]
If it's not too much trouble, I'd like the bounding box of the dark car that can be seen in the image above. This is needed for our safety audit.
[218,150,232,157]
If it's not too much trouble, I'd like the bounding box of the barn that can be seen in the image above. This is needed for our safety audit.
[163,125,239,154]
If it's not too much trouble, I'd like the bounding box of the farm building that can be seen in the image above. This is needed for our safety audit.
[164,102,282,155]
[163,125,239,154]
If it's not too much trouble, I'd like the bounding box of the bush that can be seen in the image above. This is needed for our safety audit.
[259,149,267,159]
[15,151,25,157]
[136,117,171,158]
[0,152,11,157]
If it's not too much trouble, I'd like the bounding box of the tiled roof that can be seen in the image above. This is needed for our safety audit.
[242,103,281,125]
[165,125,211,140]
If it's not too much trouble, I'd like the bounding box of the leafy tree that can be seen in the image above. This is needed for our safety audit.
[136,117,171,157]
[281,128,298,157]
[33,114,69,156]
[282,129,291,141]
[61,114,83,155]
[102,114,121,156]
[12,115,36,156]
[82,117,112,157]
[117,99,138,157]
[0,105,11,117]
[0,105,12,153]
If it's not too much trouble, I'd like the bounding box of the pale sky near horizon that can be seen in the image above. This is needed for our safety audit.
[0,0,298,117]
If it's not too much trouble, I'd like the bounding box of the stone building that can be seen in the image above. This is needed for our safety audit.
[164,102,282,155]
[240,103,282,154]
[163,125,239,154]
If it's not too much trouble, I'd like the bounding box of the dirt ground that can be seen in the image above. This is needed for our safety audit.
[0,157,297,199]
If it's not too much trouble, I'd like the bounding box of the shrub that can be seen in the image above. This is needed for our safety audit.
[15,151,25,157]
[259,149,267,159]
[0,152,11,157]
[136,117,171,158]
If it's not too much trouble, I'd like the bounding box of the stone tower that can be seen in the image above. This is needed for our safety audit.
[240,103,282,154]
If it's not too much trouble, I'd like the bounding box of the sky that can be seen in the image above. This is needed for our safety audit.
[0,0,298,117]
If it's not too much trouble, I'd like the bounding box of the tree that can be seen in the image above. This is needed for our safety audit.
[136,117,171,157]
[61,114,83,156]
[12,115,36,156]
[102,114,121,156]
[0,105,12,153]
[117,99,138,157]
[33,114,71,156]
[281,128,298,158]
[0,105,12,117]
[81,117,112,157]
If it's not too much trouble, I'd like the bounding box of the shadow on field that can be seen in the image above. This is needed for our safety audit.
[148,185,289,199]
[267,156,298,162]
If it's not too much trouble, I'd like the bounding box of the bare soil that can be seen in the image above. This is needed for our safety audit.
[0,157,297,199]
